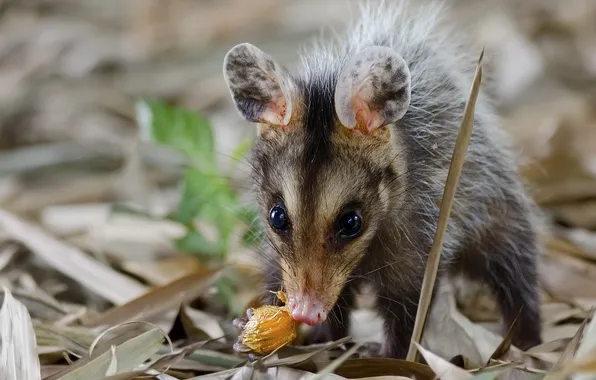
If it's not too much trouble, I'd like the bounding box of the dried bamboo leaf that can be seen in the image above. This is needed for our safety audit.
[180,304,225,341]
[45,327,165,380]
[0,210,147,305]
[548,315,590,376]
[83,269,222,328]
[570,311,596,380]
[0,287,41,380]
[105,345,118,376]
[414,342,473,380]
[311,342,363,379]
[263,337,352,367]
[488,309,522,362]
[333,358,435,379]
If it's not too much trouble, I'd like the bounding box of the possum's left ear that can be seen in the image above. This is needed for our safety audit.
[334,46,411,135]
[223,43,295,127]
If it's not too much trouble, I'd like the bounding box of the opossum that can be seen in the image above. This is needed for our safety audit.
[222,0,542,359]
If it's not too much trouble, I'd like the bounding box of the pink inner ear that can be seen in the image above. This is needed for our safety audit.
[260,97,288,126]
[352,95,385,134]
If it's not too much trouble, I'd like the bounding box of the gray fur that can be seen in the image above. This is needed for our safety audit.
[228,0,543,357]
[334,45,411,131]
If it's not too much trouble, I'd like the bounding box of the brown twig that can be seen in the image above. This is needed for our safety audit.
[406,48,485,362]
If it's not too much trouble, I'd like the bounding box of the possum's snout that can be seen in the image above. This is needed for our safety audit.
[286,292,328,326]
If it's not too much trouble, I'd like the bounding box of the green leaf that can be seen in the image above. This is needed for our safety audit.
[136,99,215,169]
[176,230,223,257]
[214,275,240,316]
[170,169,241,259]
[171,169,233,225]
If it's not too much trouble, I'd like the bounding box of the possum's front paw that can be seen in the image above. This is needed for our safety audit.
[232,309,262,361]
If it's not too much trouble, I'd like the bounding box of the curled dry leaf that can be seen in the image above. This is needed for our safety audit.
[333,358,435,380]
[0,287,41,380]
[180,304,225,341]
[421,279,509,366]
[312,342,363,379]
[414,342,472,380]
[570,311,596,380]
[542,314,589,380]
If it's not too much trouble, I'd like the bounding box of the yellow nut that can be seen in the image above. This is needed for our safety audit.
[240,291,297,355]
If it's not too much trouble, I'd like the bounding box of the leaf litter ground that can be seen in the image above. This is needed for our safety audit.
[2,1,596,378]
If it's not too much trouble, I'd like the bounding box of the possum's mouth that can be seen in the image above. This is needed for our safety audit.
[285,291,333,326]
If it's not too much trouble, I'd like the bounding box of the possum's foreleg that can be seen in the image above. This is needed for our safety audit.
[375,276,428,359]
[485,243,542,350]
[458,224,542,351]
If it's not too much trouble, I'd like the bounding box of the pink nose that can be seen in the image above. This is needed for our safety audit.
[287,294,327,326]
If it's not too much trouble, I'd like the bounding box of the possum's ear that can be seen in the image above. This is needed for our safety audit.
[223,43,294,127]
[334,46,411,135]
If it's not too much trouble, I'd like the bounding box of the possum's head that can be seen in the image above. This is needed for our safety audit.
[223,43,411,325]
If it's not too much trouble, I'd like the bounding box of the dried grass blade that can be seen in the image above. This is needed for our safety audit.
[488,308,522,362]
[84,269,222,327]
[406,48,485,361]
[543,312,593,380]
[311,342,363,379]
[548,314,590,376]
[45,328,165,380]
[0,287,41,380]
[0,210,147,305]
[263,336,352,367]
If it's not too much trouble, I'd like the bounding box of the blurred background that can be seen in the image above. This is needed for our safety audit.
[1,0,596,377]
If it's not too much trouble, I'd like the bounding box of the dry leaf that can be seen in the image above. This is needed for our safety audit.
[571,312,596,380]
[422,279,508,366]
[333,359,435,380]
[44,327,165,380]
[414,342,472,380]
[83,269,221,327]
[488,309,522,362]
[180,304,225,341]
[543,315,589,380]
[0,287,41,380]
[0,210,147,305]
[312,342,363,379]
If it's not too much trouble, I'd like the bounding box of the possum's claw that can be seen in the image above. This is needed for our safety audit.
[233,317,247,329]
[232,309,260,359]
[233,339,263,361]
[232,308,253,330]
[233,341,251,353]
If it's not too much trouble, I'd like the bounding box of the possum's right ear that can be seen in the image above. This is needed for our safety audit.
[223,43,295,128]
[334,46,411,135]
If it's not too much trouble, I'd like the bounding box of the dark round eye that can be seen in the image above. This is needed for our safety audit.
[269,204,289,231]
[337,211,363,239]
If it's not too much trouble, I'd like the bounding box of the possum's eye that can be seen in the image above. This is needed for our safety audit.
[269,204,289,231]
[336,211,363,239]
